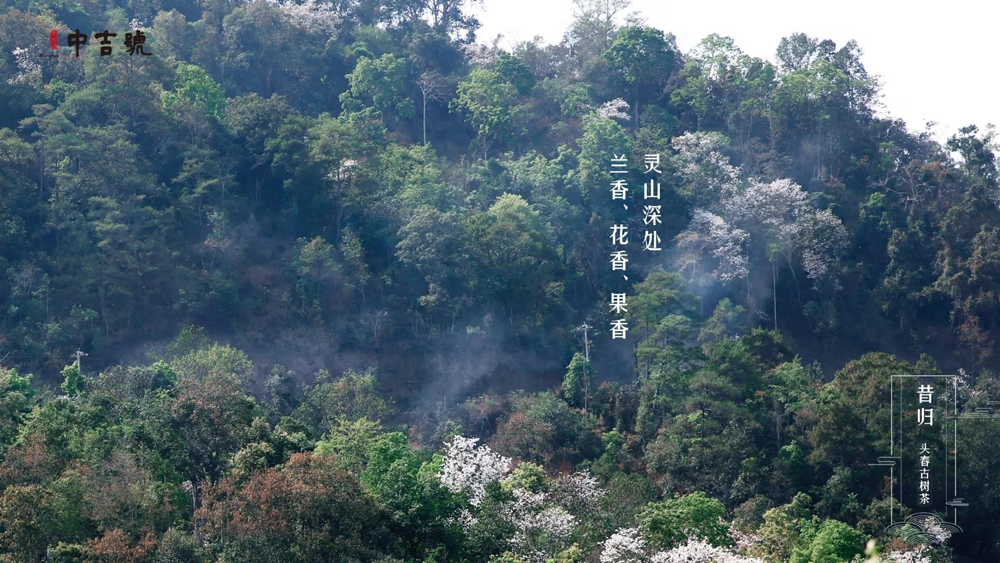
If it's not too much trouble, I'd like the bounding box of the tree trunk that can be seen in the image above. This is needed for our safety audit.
[633,84,639,132]
[773,259,777,330]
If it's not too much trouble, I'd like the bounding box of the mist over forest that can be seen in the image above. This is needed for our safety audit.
[1,0,999,561]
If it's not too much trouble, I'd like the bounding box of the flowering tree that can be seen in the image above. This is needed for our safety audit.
[508,501,576,563]
[672,132,741,206]
[651,538,764,563]
[674,133,848,327]
[267,0,341,34]
[552,470,607,512]
[878,547,933,563]
[676,209,750,284]
[443,455,586,562]
[601,527,648,563]
[602,529,764,563]
[437,435,512,507]
[595,98,632,121]
[7,48,40,87]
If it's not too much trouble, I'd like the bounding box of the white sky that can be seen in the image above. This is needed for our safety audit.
[470,0,1000,142]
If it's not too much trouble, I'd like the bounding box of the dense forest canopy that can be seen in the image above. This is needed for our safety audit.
[1,0,999,561]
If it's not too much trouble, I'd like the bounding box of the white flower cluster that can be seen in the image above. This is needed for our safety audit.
[8,48,41,86]
[509,505,577,563]
[437,435,512,507]
[460,42,499,67]
[553,470,607,508]
[953,366,980,403]
[600,528,647,563]
[675,133,848,290]
[678,210,750,283]
[439,442,583,561]
[672,132,741,199]
[796,209,849,286]
[729,528,762,553]
[881,547,933,563]
[453,507,478,531]
[267,0,341,35]
[650,539,764,563]
[722,178,806,231]
[601,530,763,563]
[496,486,546,522]
[923,520,952,545]
[595,98,631,121]
[526,506,575,540]
[502,487,576,562]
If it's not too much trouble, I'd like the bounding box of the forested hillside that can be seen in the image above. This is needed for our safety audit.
[1,0,999,561]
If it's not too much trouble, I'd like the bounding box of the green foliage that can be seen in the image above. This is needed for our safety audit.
[562,352,595,409]
[169,343,254,383]
[451,68,529,157]
[0,368,33,452]
[59,361,83,397]
[292,369,390,438]
[590,429,627,480]
[603,26,675,123]
[505,462,547,493]
[466,193,558,327]
[314,417,385,473]
[699,298,745,344]
[494,53,536,96]
[790,519,866,563]
[341,54,414,124]
[155,528,204,563]
[291,236,338,317]
[162,63,226,119]
[639,492,731,550]
[492,391,598,466]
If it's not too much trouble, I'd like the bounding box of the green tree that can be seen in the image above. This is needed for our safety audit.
[291,236,337,317]
[638,491,731,550]
[340,54,414,127]
[790,519,865,563]
[162,63,226,119]
[60,361,84,397]
[603,26,675,126]
[562,352,595,410]
[451,68,528,158]
[292,369,390,438]
[467,194,558,327]
[0,368,33,452]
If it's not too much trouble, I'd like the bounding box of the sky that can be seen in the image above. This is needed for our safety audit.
[469,0,1000,143]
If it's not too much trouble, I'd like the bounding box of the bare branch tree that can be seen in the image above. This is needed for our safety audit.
[418,71,449,145]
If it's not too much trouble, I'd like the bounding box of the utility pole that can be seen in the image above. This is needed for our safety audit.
[72,349,87,371]
[580,323,592,412]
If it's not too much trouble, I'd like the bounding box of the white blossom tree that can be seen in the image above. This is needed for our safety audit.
[796,209,849,289]
[437,435,512,506]
[674,134,848,328]
[552,470,607,512]
[878,548,933,563]
[672,132,741,206]
[7,48,41,87]
[650,538,765,563]
[460,41,501,67]
[600,527,648,563]
[676,209,750,284]
[267,0,341,35]
[595,98,632,121]
[509,503,577,563]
